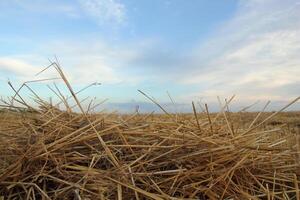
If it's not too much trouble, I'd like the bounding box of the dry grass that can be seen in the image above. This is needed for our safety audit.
[0,62,299,199]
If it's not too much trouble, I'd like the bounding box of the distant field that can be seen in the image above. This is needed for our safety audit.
[1,110,299,133]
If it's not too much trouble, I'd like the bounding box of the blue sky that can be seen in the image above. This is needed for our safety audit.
[0,0,299,112]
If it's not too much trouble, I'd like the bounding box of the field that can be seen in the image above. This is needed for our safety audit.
[0,107,299,199]
[0,65,299,199]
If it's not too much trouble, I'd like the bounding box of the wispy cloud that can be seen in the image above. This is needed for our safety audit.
[38,39,146,85]
[0,0,127,22]
[0,57,38,78]
[178,0,300,102]
[0,0,80,18]
[0,0,299,111]
[0,38,154,86]
[78,0,126,25]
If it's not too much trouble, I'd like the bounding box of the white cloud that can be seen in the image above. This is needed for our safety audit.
[78,0,126,25]
[63,56,121,84]
[179,0,300,102]
[0,57,38,78]
[0,37,159,86]
[0,56,61,87]
[4,38,156,86]
[1,0,299,111]
[0,0,80,18]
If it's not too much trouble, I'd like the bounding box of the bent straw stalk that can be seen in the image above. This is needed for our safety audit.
[0,64,299,199]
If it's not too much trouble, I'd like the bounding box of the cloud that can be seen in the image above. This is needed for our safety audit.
[38,39,144,85]
[1,0,299,112]
[178,0,300,102]
[0,57,38,78]
[1,37,161,86]
[0,0,80,18]
[78,0,126,25]
[0,0,126,23]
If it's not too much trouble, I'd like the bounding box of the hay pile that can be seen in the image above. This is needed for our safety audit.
[0,63,299,199]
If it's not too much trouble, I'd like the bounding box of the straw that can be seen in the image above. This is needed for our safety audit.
[0,64,299,199]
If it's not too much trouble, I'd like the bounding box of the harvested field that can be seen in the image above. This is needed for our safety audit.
[0,64,299,199]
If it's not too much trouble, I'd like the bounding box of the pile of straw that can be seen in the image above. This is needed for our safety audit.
[0,63,299,199]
